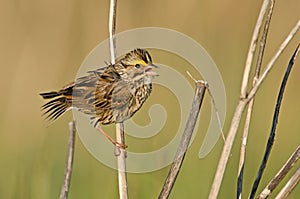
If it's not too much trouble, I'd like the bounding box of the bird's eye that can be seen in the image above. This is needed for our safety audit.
[135,64,141,68]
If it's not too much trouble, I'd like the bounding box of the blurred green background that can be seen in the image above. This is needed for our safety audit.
[1,0,300,198]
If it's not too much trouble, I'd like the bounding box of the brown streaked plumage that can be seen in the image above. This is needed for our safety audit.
[40,49,158,147]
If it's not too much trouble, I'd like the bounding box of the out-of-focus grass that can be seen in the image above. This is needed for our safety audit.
[1,0,300,198]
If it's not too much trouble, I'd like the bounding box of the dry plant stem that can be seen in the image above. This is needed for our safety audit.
[240,0,269,98]
[249,44,300,199]
[108,0,128,198]
[237,1,275,198]
[247,19,300,101]
[214,1,270,196]
[209,19,300,199]
[258,145,300,199]
[109,0,117,62]
[116,123,128,199]
[205,83,225,141]
[255,0,275,75]
[187,70,225,141]
[237,99,254,199]
[209,99,247,199]
[59,121,76,199]
[275,166,300,199]
[158,81,206,199]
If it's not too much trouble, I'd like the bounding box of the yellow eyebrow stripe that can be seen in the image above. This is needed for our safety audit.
[132,60,147,66]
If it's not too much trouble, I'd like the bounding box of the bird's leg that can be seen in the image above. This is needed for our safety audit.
[96,126,127,149]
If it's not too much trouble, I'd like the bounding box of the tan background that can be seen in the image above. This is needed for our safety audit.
[1,0,300,198]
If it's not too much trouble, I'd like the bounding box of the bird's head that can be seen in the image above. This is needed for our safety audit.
[116,49,158,81]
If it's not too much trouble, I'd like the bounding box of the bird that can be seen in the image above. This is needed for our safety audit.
[40,48,158,148]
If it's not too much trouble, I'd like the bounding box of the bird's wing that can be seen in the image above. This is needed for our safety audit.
[70,66,118,113]
[94,77,133,110]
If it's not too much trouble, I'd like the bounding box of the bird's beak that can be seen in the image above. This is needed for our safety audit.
[145,64,159,76]
[151,64,159,68]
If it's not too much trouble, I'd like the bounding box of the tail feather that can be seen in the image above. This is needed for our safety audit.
[41,96,66,109]
[40,90,71,122]
[47,103,68,121]
[40,91,61,99]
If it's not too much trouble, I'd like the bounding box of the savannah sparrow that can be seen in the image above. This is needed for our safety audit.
[40,48,158,148]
